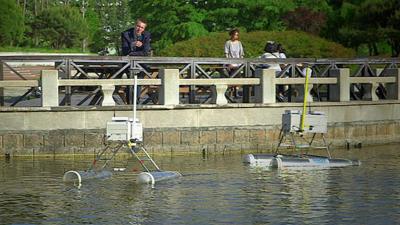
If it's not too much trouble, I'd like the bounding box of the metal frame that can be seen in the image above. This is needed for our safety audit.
[1,56,399,106]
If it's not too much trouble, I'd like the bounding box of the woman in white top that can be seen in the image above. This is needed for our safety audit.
[224,28,244,75]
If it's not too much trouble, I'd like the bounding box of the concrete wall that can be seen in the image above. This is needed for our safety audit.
[1,101,400,156]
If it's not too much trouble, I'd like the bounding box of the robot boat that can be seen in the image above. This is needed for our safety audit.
[244,68,360,170]
[63,73,181,186]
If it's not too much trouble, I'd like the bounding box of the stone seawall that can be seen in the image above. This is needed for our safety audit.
[1,101,400,156]
[1,122,399,157]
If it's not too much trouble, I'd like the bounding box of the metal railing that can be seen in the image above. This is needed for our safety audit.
[0,55,399,107]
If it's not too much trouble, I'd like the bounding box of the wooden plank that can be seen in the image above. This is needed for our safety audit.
[58,78,162,86]
[0,80,38,87]
[179,78,259,85]
[350,76,396,84]
[275,77,337,85]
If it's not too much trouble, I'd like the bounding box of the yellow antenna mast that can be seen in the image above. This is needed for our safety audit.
[300,67,311,132]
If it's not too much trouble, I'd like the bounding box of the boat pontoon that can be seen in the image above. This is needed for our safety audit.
[243,153,361,169]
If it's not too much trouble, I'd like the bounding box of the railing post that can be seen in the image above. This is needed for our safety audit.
[65,59,72,105]
[210,84,228,105]
[242,61,251,103]
[395,68,400,100]
[189,61,196,103]
[128,60,135,105]
[339,68,350,101]
[379,68,400,100]
[329,68,350,102]
[159,69,179,105]
[41,70,59,107]
[0,61,4,106]
[254,69,276,103]
[295,83,314,102]
[101,84,116,106]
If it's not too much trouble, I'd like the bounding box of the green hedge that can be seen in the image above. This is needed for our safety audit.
[0,46,90,53]
[158,30,356,58]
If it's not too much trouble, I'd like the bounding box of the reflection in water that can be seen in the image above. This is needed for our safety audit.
[0,144,400,224]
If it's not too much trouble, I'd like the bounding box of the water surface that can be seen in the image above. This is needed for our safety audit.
[1,145,400,224]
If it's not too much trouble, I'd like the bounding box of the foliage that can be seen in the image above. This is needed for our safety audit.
[158,30,356,58]
[333,0,400,56]
[199,0,296,31]
[33,6,88,48]
[92,0,132,54]
[1,0,398,57]
[283,7,327,35]
[130,0,209,52]
[129,0,302,54]
[84,8,103,52]
[0,0,24,46]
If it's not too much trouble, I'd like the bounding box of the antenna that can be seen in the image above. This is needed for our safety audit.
[133,72,137,123]
[300,67,311,132]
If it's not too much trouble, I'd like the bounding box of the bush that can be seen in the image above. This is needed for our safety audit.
[158,30,356,58]
[33,6,88,49]
[0,0,24,46]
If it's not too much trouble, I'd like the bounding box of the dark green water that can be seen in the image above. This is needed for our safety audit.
[1,144,400,225]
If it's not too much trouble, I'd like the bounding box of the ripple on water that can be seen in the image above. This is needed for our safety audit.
[0,144,400,224]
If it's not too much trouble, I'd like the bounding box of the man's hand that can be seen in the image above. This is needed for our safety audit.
[135,41,143,47]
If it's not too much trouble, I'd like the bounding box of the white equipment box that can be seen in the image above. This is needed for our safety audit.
[282,110,327,134]
[106,117,143,142]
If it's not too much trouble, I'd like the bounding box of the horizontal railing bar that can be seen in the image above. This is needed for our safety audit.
[59,79,162,86]
[2,76,394,88]
[58,78,262,86]
[349,77,396,83]
[275,77,337,85]
[179,78,260,85]
[0,80,38,87]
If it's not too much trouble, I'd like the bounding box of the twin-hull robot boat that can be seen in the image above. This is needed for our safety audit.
[63,71,181,186]
[243,68,361,170]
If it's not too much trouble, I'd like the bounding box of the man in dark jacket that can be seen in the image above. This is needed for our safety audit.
[121,18,151,56]
[120,18,151,104]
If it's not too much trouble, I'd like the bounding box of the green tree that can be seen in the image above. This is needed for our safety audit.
[385,9,400,56]
[130,0,208,53]
[283,7,327,35]
[33,6,88,48]
[336,0,400,56]
[0,0,24,46]
[85,8,103,53]
[200,0,296,31]
[91,0,132,54]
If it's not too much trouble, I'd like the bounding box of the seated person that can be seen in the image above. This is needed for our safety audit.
[260,41,288,101]
[259,41,283,72]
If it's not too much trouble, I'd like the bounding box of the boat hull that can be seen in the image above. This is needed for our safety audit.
[243,154,360,169]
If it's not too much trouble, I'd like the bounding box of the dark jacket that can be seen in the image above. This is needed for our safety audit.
[121,28,151,56]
